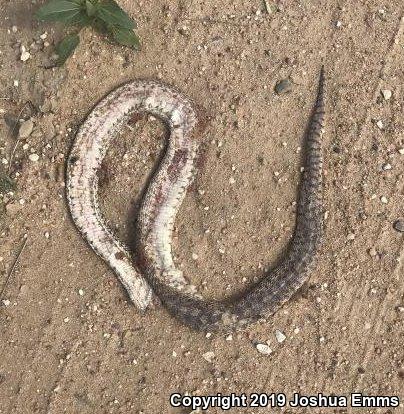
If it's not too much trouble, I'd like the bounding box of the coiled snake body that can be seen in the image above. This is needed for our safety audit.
[67,68,326,331]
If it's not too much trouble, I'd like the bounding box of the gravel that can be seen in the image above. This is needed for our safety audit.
[274,78,292,94]
[19,119,34,138]
[381,89,392,100]
[275,330,286,343]
[28,153,40,162]
[202,351,215,362]
[393,220,404,233]
[256,343,272,355]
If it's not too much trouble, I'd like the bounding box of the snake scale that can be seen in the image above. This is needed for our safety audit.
[67,67,326,332]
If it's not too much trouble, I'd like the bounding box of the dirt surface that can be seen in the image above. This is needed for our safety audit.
[1,1,404,413]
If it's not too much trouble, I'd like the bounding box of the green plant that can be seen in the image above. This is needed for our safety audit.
[0,170,15,194]
[35,0,140,65]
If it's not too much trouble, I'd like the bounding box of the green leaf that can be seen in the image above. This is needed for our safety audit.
[67,11,92,26]
[35,0,84,23]
[55,33,80,64]
[97,0,136,30]
[110,26,140,49]
[85,0,98,17]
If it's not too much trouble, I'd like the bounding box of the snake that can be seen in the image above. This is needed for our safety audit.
[66,67,326,332]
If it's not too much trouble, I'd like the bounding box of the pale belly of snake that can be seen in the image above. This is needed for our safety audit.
[67,68,326,332]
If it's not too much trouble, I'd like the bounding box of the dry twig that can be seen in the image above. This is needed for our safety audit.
[0,237,28,301]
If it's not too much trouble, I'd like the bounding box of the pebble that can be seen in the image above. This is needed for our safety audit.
[78,289,84,296]
[393,220,404,233]
[347,233,355,241]
[275,330,286,343]
[274,78,292,94]
[191,253,199,260]
[376,120,384,130]
[2,299,11,307]
[28,153,40,162]
[20,46,31,62]
[381,89,392,100]
[256,343,272,355]
[368,247,378,257]
[380,196,388,204]
[202,351,215,363]
[19,119,34,138]
[398,148,404,155]
[382,163,392,171]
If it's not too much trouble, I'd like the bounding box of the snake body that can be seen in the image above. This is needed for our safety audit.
[67,68,326,331]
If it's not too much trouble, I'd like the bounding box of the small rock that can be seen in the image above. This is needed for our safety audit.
[376,120,384,130]
[393,219,404,233]
[368,247,378,257]
[19,119,34,138]
[381,89,392,100]
[275,330,286,343]
[336,20,342,27]
[380,196,388,204]
[19,284,28,295]
[20,46,31,62]
[398,148,404,155]
[191,253,199,260]
[202,351,215,363]
[274,78,292,94]
[78,289,84,296]
[256,343,272,355]
[382,163,392,171]
[2,299,11,307]
[347,233,355,241]
[28,153,40,162]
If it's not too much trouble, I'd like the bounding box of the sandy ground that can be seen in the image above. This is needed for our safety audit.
[0,1,404,413]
